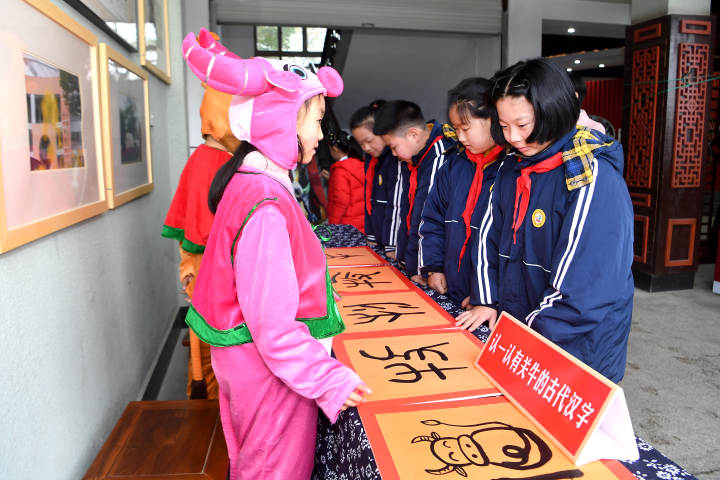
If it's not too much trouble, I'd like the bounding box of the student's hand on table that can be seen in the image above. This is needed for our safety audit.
[386,250,396,260]
[341,384,372,411]
[455,305,497,331]
[181,274,194,302]
[427,272,447,294]
[410,274,427,286]
[461,296,471,310]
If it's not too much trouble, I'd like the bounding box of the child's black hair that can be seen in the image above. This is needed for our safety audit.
[349,99,386,131]
[208,96,318,213]
[447,77,494,124]
[208,141,258,214]
[328,130,365,160]
[372,100,426,136]
[568,72,587,105]
[490,58,580,146]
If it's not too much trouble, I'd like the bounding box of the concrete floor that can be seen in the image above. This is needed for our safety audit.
[620,264,720,479]
[154,265,720,479]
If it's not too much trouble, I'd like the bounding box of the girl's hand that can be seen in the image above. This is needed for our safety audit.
[461,296,471,310]
[386,250,396,260]
[427,272,447,294]
[181,274,194,302]
[410,274,427,286]
[341,384,372,411]
[455,305,497,332]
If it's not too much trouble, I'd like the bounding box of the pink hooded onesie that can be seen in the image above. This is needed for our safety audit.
[182,30,362,479]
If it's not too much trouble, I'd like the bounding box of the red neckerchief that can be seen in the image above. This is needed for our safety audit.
[365,156,378,215]
[407,136,443,230]
[512,152,563,243]
[457,145,504,270]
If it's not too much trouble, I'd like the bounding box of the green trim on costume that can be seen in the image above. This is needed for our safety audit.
[161,225,184,240]
[229,197,278,265]
[186,268,346,347]
[181,238,205,253]
[162,225,206,253]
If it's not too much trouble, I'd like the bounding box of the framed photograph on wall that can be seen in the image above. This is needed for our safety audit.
[62,0,139,52]
[99,43,153,208]
[138,0,171,84]
[0,0,106,253]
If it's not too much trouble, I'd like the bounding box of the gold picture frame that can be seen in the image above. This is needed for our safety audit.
[98,43,153,208]
[0,0,106,253]
[138,0,171,84]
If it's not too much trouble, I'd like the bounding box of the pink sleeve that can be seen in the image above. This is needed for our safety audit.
[234,204,362,422]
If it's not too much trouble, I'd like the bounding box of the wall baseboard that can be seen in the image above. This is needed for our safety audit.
[137,306,188,400]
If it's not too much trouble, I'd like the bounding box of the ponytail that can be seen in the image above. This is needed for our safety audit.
[208,141,257,213]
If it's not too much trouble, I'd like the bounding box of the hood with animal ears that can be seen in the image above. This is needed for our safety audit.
[183,28,343,169]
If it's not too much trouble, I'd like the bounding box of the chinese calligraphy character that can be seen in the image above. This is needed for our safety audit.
[542,377,560,403]
[344,301,424,325]
[326,252,361,260]
[384,362,468,383]
[563,392,583,421]
[358,342,467,383]
[331,270,391,289]
[575,402,595,429]
[488,333,502,354]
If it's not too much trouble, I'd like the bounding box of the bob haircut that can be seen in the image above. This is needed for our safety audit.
[372,100,426,136]
[447,77,493,123]
[490,58,580,147]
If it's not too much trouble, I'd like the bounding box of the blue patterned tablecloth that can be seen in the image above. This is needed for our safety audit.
[313,224,696,480]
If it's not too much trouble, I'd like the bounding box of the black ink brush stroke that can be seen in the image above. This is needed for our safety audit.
[492,469,584,480]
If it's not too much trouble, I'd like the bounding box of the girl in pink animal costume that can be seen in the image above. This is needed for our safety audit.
[182,30,370,479]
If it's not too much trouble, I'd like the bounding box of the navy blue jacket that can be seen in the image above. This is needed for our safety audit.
[474,127,634,382]
[363,148,400,249]
[385,161,409,256]
[418,148,502,304]
[398,121,456,276]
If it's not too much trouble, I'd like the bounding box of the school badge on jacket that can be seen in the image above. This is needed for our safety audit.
[531,209,545,228]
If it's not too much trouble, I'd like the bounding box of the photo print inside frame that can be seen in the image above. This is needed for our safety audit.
[25,53,84,171]
[358,396,637,480]
[0,0,106,253]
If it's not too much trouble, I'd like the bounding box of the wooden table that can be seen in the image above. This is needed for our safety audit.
[83,400,228,480]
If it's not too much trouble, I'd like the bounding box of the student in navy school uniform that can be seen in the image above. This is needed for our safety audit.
[350,100,401,258]
[419,78,504,312]
[473,58,633,382]
[373,101,457,284]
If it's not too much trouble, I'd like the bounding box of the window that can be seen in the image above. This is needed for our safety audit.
[255,26,327,69]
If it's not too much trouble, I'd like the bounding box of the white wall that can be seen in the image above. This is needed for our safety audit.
[218,24,256,59]
[184,0,210,149]
[214,0,502,35]
[0,2,189,479]
[504,0,631,65]
[332,29,502,130]
[631,0,710,23]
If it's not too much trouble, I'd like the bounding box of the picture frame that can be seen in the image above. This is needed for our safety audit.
[62,0,139,52]
[138,0,171,84]
[98,43,153,208]
[0,0,106,253]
